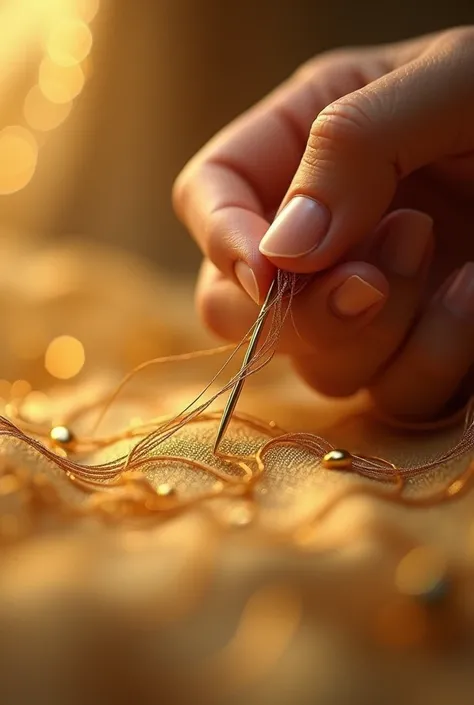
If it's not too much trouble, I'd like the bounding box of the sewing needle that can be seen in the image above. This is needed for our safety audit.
[213,277,278,452]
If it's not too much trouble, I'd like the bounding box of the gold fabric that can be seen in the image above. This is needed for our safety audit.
[1,239,473,705]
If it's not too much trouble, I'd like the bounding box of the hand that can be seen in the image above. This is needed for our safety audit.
[173,27,474,420]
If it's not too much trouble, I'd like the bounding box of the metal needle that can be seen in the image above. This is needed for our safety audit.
[213,277,278,452]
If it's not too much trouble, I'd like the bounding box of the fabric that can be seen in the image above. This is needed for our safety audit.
[0,239,473,705]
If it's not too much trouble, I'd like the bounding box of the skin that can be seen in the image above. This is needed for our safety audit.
[173,27,474,421]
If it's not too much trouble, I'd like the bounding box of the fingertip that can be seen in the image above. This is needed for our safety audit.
[258,195,333,273]
[258,252,328,274]
[196,260,262,342]
[234,256,276,305]
[292,261,389,349]
[204,205,276,300]
[326,261,390,301]
[234,261,260,304]
[375,208,434,279]
[329,274,387,318]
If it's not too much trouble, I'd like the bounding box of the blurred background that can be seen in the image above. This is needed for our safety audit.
[3,6,474,703]
[1,0,474,275]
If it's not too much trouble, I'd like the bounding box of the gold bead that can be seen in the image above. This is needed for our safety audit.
[322,449,352,470]
[156,483,176,498]
[50,425,75,447]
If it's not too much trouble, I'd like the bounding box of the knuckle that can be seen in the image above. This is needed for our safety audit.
[305,95,374,164]
[437,25,474,54]
[313,96,374,141]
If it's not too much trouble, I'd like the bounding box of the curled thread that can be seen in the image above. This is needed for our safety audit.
[0,267,472,532]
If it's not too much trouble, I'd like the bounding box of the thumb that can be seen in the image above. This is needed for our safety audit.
[259,27,474,273]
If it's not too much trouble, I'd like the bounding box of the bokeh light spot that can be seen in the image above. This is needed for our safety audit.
[395,546,447,597]
[46,18,92,67]
[22,391,52,424]
[10,380,32,399]
[39,57,85,104]
[0,126,38,195]
[24,85,72,131]
[75,0,100,23]
[45,335,85,379]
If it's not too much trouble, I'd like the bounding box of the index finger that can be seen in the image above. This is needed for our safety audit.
[173,49,389,300]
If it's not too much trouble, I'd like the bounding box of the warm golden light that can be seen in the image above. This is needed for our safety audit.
[395,546,447,597]
[81,55,94,80]
[0,126,38,195]
[0,379,11,400]
[10,380,32,399]
[36,0,76,22]
[0,475,21,497]
[75,0,100,24]
[24,85,72,132]
[44,335,85,379]
[0,0,97,192]
[205,583,302,688]
[21,391,52,424]
[46,18,93,67]
[9,321,48,360]
[38,57,85,104]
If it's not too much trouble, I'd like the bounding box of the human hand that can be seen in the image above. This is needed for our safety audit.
[173,27,474,420]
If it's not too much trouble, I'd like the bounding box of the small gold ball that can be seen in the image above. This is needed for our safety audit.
[322,449,353,470]
[50,425,75,447]
[157,483,176,498]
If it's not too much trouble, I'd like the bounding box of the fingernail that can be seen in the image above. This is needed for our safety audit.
[379,214,432,277]
[234,261,259,303]
[443,262,474,318]
[259,196,330,258]
[330,275,386,318]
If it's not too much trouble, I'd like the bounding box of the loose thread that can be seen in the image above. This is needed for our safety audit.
[0,267,473,529]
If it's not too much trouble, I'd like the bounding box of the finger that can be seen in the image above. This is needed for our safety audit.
[196,259,261,342]
[370,262,474,419]
[196,209,432,371]
[174,48,394,302]
[258,27,474,273]
[196,258,388,356]
[292,210,433,396]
